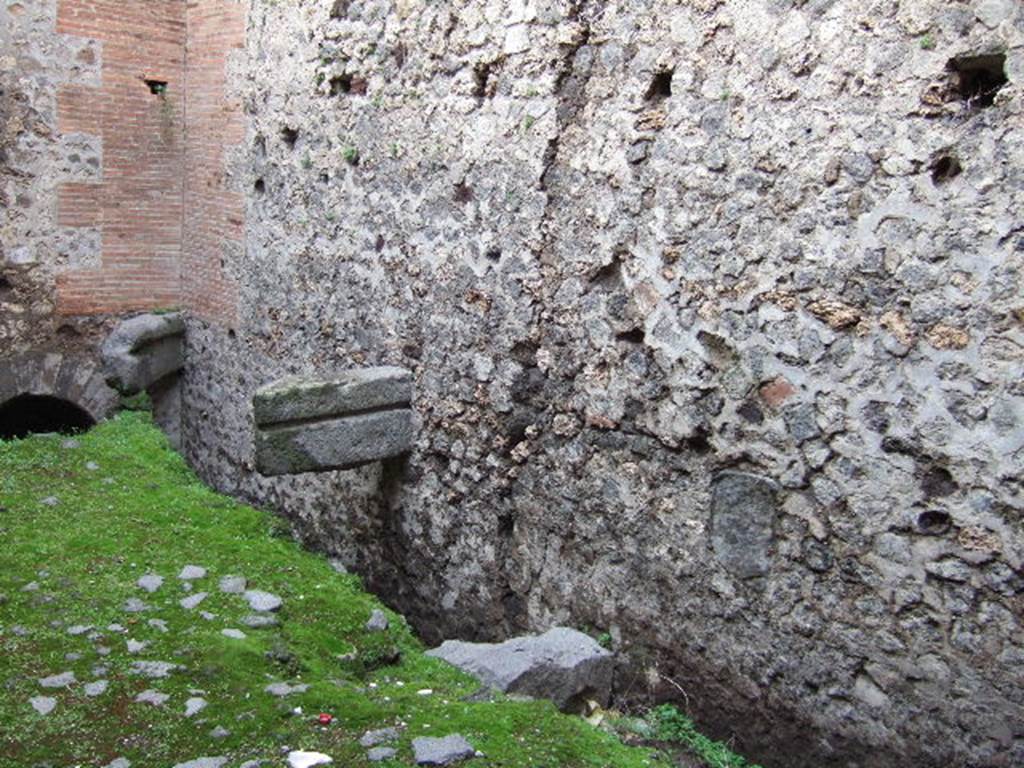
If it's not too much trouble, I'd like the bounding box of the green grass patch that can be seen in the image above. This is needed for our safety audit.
[649,705,762,768]
[0,413,670,767]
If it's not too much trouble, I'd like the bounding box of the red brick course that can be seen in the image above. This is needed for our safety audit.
[54,0,244,323]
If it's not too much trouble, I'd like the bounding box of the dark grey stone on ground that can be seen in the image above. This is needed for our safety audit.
[244,590,282,612]
[85,680,108,696]
[129,661,179,678]
[39,671,76,688]
[222,628,246,639]
[179,565,207,580]
[185,697,208,717]
[138,573,164,593]
[30,696,57,715]
[148,618,169,632]
[367,747,397,762]
[365,609,388,632]
[170,758,228,768]
[180,592,209,610]
[135,689,170,706]
[264,681,309,696]
[123,597,149,613]
[218,575,246,593]
[426,626,613,713]
[360,727,401,747]
[242,614,279,628]
[103,759,131,768]
[127,639,148,653]
[67,624,92,635]
[709,471,779,579]
[412,735,476,766]
[210,725,231,739]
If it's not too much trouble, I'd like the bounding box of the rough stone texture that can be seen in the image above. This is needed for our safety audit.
[176,3,1024,767]
[244,590,282,612]
[7,0,1024,766]
[365,609,389,633]
[253,367,412,426]
[218,575,247,594]
[255,408,415,475]
[412,735,476,766]
[286,752,333,768]
[100,313,186,395]
[709,471,779,578]
[427,627,613,712]
[30,696,57,715]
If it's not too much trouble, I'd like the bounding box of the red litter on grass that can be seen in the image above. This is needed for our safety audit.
[318,713,334,725]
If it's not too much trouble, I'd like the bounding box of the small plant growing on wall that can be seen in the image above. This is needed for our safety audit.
[343,146,359,166]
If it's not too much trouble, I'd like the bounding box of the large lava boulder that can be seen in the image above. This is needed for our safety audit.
[426,627,613,713]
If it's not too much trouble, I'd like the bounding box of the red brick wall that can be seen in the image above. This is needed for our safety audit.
[182,0,245,327]
[55,0,187,315]
[53,0,245,324]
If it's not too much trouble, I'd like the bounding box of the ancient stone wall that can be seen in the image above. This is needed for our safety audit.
[179,1,1024,766]
[4,0,1023,766]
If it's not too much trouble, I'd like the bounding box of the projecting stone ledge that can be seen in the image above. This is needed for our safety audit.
[253,367,414,476]
[101,313,185,395]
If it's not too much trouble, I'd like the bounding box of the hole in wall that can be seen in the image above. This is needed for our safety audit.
[0,394,95,440]
[686,429,712,454]
[930,154,962,185]
[56,324,81,340]
[329,0,348,19]
[616,328,646,345]
[281,127,299,149]
[917,510,952,536]
[144,79,168,96]
[392,43,407,69]
[947,53,1007,108]
[591,255,624,289]
[0,274,12,295]
[330,74,367,96]
[453,183,473,203]
[484,248,502,263]
[645,69,673,102]
[921,466,957,498]
[254,178,266,194]
[473,63,493,98]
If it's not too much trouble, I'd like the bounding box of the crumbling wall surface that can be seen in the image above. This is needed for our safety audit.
[181,1,1024,766]
[0,0,109,355]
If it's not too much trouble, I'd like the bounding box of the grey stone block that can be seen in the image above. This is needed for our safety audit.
[426,626,612,713]
[253,367,412,427]
[412,735,475,766]
[101,313,185,395]
[254,369,414,475]
[710,471,779,579]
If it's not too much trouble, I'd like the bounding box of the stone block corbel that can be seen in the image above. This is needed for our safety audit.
[253,367,414,475]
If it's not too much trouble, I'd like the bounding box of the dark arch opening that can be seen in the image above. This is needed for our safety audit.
[0,394,95,440]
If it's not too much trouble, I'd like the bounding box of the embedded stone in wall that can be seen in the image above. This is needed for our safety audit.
[710,471,779,579]
[101,313,186,395]
[253,368,414,476]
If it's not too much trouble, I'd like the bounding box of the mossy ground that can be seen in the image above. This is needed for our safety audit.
[0,413,672,768]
